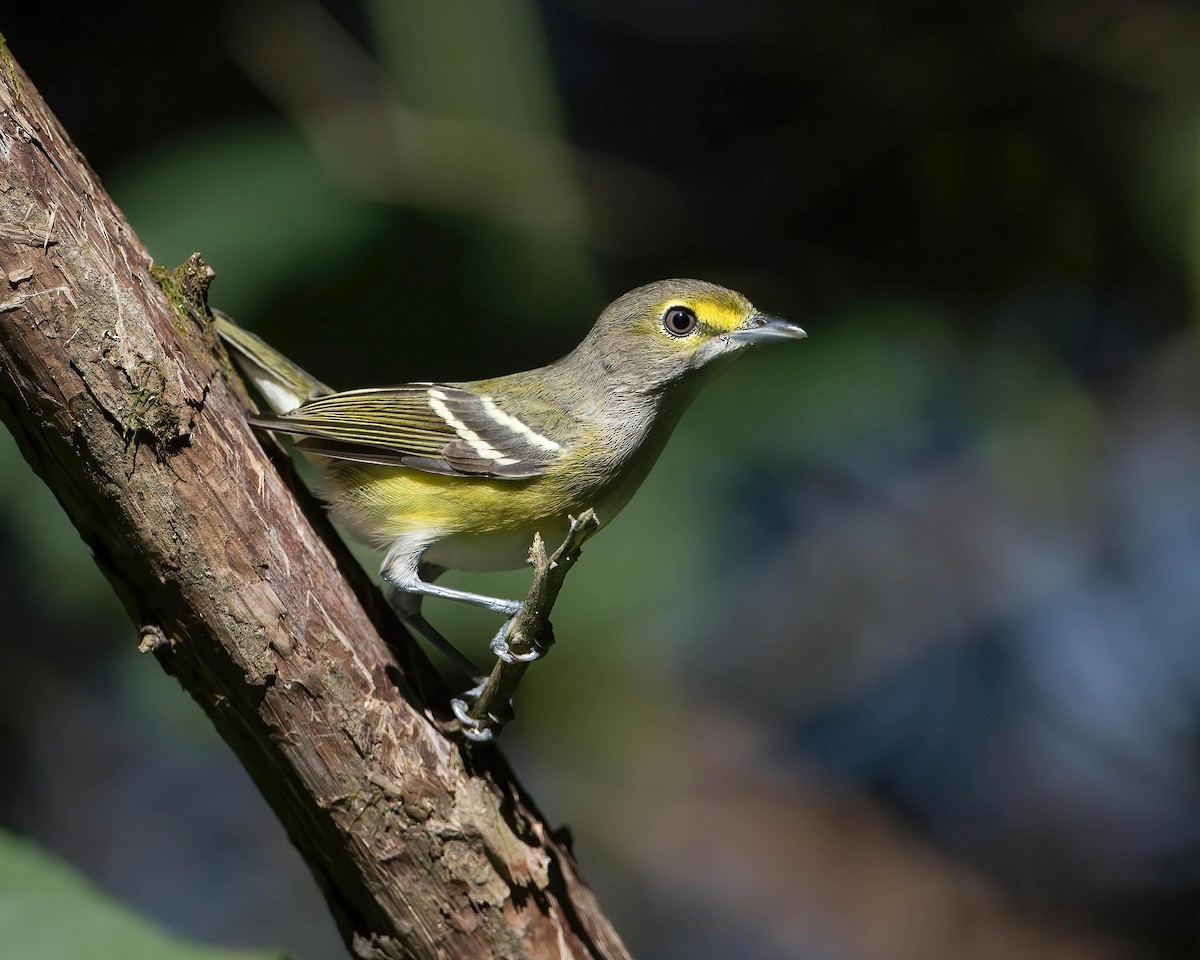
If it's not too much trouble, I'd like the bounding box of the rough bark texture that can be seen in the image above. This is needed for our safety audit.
[0,45,629,960]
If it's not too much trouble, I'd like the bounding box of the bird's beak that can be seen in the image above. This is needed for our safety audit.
[730,312,808,344]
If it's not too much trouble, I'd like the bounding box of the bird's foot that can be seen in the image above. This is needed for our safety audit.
[489,610,553,664]
[450,680,512,743]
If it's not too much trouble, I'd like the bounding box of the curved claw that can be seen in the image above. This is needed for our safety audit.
[490,615,547,663]
[491,639,543,664]
[450,696,499,743]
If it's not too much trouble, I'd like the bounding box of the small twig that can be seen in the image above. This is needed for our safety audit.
[453,509,601,742]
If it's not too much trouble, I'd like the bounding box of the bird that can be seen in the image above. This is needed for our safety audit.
[215,279,805,689]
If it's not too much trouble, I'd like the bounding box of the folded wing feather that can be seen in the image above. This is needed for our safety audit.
[249,385,565,480]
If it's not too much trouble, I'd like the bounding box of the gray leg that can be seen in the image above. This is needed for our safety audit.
[381,538,535,733]
[384,583,482,678]
[381,538,523,617]
[397,577,522,617]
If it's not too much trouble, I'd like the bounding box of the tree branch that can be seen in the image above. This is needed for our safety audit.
[454,510,602,741]
[0,43,629,960]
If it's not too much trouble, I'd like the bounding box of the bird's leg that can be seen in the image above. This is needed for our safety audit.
[386,567,523,617]
[389,563,545,665]
[380,523,601,744]
[379,547,520,614]
[382,540,527,675]
[383,581,482,679]
[382,539,523,617]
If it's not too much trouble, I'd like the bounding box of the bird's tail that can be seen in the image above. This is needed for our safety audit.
[213,310,332,414]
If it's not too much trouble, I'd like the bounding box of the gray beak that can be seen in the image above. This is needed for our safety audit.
[731,312,808,344]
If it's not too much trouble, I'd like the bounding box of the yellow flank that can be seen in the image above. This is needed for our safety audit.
[321,459,586,544]
[333,465,503,539]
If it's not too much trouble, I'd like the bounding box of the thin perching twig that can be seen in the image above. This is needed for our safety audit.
[453,509,601,742]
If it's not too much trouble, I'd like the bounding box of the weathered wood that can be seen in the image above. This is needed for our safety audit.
[0,43,629,960]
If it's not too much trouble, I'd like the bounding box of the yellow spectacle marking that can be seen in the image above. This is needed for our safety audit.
[657,292,753,334]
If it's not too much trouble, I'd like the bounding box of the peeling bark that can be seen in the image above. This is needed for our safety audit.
[0,44,629,960]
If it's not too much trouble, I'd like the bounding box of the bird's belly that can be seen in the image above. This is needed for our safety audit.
[318,421,670,573]
[420,524,570,572]
[417,463,653,571]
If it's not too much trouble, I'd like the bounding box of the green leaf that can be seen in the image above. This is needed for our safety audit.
[0,830,286,960]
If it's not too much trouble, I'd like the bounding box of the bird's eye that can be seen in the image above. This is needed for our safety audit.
[663,306,699,337]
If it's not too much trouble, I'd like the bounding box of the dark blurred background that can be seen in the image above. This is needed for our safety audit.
[2,2,1198,958]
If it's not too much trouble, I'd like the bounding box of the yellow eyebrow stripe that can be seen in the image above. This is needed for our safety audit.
[655,296,750,334]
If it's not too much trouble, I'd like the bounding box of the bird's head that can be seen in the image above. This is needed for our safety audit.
[582,279,806,395]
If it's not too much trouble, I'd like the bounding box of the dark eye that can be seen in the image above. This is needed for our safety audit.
[663,306,699,337]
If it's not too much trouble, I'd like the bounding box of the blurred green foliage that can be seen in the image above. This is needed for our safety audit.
[2,1,1200,958]
[114,122,387,317]
[0,830,282,960]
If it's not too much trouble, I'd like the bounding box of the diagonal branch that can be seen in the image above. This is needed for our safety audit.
[0,41,629,960]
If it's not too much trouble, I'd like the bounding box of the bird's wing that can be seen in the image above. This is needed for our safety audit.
[249,384,567,479]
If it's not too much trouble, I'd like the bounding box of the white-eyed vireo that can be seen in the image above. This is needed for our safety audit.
[216,279,805,677]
